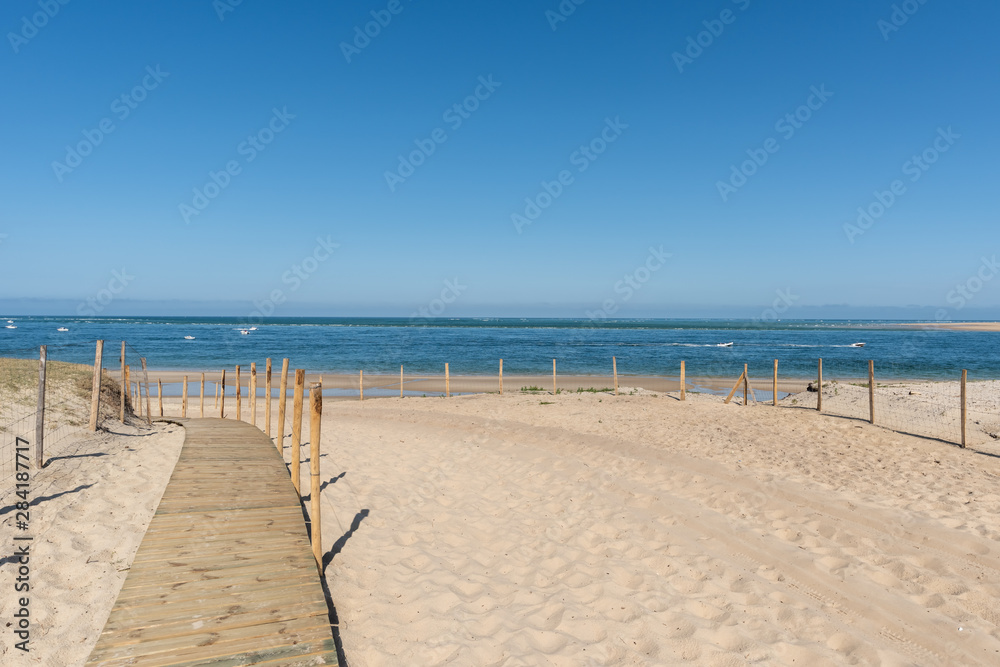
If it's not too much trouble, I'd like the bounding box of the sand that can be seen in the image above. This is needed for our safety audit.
[13,379,1000,665]
[896,322,1000,332]
[0,422,184,666]
[291,391,1000,666]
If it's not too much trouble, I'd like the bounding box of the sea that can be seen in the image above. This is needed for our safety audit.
[0,317,997,381]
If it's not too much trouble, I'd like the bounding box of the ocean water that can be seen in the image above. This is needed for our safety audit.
[0,317,997,380]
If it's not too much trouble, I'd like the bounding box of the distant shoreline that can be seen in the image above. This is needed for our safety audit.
[895,322,1000,332]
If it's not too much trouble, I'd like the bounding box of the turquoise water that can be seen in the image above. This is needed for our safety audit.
[0,317,997,380]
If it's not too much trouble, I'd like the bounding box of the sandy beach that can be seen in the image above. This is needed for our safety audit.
[282,388,1000,664]
[0,422,184,666]
[896,322,1000,332]
[8,380,1000,665]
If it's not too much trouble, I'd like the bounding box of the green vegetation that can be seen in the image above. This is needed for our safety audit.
[0,358,92,402]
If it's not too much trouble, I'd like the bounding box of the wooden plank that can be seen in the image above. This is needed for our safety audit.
[99,599,329,642]
[112,579,318,610]
[87,619,334,666]
[115,564,318,599]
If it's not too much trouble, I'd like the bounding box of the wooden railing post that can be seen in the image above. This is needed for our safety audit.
[499,359,503,395]
[552,359,557,395]
[235,365,242,422]
[400,365,404,398]
[182,375,188,418]
[445,363,450,398]
[309,382,323,568]
[140,358,152,426]
[219,369,226,418]
[773,359,778,407]
[200,373,206,417]
[119,342,126,421]
[265,358,273,436]
[291,369,305,494]
[89,340,104,431]
[35,345,47,468]
[613,357,618,396]
[359,370,364,402]
[680,360,686,401]
[817,358,823,413]
[250,362,258,427]
[961,369,967,448]
[158,379,164,417]
[868,360,875,425]
[743,363,749,407]
[276,358,289,451]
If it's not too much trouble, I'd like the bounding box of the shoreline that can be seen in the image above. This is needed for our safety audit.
[131,370,987,398]
[895,321,1000,332]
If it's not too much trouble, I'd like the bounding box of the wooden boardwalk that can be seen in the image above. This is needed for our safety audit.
[86,418,339,666]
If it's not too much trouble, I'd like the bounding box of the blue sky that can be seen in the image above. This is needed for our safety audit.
[1,0,998,318]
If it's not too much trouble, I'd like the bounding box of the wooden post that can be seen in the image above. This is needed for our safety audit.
[868,360,875,425]
[35,345,47,469]
[141,358,152,426]
[552,359,557,395]
[724,371,746,404]
[220,369,226,418]
[182,375,188,418]
[817,358,823,413]
[124,365,131,415]
[445,363,450,398]
[119,341,126,421]
[613,357,618,396]
[200,373,205,418]
[265,358,273,436]
[961,369,967,448]
[680,360,686,401]
[89,340,104,431]
[157,379,163,417]
[291,369,305,494]
[360,370,364,402]
[309,382,323,568]
[235,365,242,422]
[214,378,219,409]
[499,359,503,395]
[276,358,289,451]
[250,362,258,427]
[743,363,749,407]
[773,359,778,407]
[400,365,404,398]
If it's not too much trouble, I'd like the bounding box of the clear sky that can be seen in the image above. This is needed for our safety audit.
[1,0,998,319]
